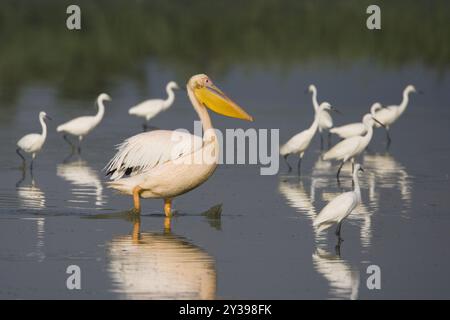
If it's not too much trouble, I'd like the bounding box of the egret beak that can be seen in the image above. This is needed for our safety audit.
[373,117,385,128]
[194,83,253,121]
[359,166,364,172]
[330,106,342,115]
[45,115,52,121]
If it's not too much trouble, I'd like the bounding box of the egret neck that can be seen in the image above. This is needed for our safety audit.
[398,87,413,117]
[94,96,106,125]
[163,84,176,109]
[311,86,319,111]
[39,113,48,141]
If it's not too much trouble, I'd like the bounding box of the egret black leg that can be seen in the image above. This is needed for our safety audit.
[16,148,25,166]
[327,132,332,148]
[386,129,392,149]
[63,135,75,151]
[320,133,324,150]
[297,157,302,176]
[336,161,345,184]
[335,221,344,243]
[284,155,292,172]
[30,159,34,173]
[142,122,148,132]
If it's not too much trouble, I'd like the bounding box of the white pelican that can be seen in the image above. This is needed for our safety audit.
[313,164,364,239]
[373,85,417,146]
[280,102,336,174]
[105,74,253,215]
[308,84,333,148]
[16,111,51,170]
[330,103,383,140]
[323,114,383,181]
[57,93,111,153]
[129,81,180,131]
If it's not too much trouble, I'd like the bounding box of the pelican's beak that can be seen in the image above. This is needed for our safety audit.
[194,83,253,121]
[373,117,385,128]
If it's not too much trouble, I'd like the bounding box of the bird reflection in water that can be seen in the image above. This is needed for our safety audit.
[312,246,359,300]
[16,168,46,210]
[57,156,106,208]
[106,215,217,300]
[363,153,412,214]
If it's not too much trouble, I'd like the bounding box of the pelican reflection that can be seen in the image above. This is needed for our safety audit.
[57,158,106,208]
[107,218,216,299]
[312,247,359,300]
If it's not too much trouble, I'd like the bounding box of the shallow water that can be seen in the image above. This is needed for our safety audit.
[0,61,449,299]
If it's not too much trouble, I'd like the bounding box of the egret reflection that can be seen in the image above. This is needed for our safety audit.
[107,219,217,300]
[57,158,106,208]
[363,153,412,212]
[16,171,46,210]
[312,247,359,300]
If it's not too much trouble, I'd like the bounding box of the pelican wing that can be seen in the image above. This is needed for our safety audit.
[105,130,203,180]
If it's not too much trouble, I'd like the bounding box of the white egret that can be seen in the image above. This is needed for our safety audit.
[308,84,333,148]
[128,81,180,131]
[105,74,253,215]
[56,93,111,153]
[323,114,384,181]
[313,164,364,239]
[330,103,383,140]
[280,102,337,174]
[16,111,51,171]
[373,85,417,146]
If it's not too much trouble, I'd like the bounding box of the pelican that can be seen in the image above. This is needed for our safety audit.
[373,85,417,146]
[323,114,383,181]
[330,103,383,140]
[308,85,333,148]
[105,74,253,215]
[280,102,337,174]
[129,81,180,131]
[16,111,51,171]
[57,93,111,153]
[313,164,364,240]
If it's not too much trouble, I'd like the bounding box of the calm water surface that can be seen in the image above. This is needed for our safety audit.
[0,62,449,299]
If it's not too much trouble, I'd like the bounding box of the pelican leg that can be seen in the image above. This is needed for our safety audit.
[336,161,345,184]
[164,198,172,217]
[132,186,143,213]
[16,148,25,167]
[283,155,292,172]
[164,217,171,233]
[131,218,141,244]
